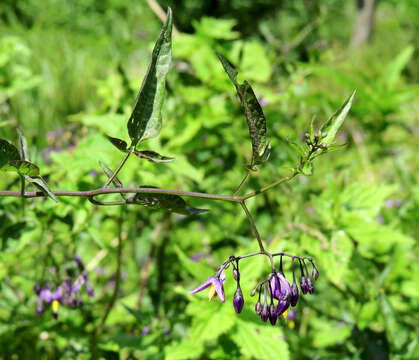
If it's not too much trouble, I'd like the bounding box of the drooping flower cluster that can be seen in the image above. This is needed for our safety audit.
[34,255,94,319]
[189,253,318,326]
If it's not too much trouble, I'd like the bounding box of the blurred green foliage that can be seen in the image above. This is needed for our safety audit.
[0,0,418,359]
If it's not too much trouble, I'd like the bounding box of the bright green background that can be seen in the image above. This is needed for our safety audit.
[0,0,418,359]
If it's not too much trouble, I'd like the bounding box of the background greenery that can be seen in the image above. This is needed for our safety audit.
[0,0,418,359]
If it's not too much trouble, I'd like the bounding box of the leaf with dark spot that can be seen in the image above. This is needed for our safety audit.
[133,150,175,163]
[0,138,20,169]
[126,187,207,215]
[2,160,40,177]
[127,8,173,146]
[25,176,57,203]
[215,52,270,169]
[105,135,128,152]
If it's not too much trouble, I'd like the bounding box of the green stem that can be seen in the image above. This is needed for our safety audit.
[103,152,131,188]
[240,200,265,252]
[241,170,298,200]
[233,172,250,195]
[91,207,124,359]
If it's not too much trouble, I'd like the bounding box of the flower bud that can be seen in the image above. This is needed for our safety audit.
[307,277,314,294]
[290,281,299,307]
[233,286,244,314]
[300,276,308,295]
[269,304,277,325]
[233,268,239,281]
[250,287,257,297]
[312,266,319,280]
[260,302,269,323]
[255,301,262,315]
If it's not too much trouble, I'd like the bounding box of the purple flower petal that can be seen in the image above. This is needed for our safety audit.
[189,270,226,303]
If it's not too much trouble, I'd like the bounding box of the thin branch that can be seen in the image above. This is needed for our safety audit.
[233,172,250,195]
[103,152,131,188]
[240,201,265,252]
[0,171,298,204]
[241,170,298,200]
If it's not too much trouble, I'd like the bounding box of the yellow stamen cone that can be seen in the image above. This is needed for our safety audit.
[282,309,289,319]
[208,284,216,301]
[52,300,59,313]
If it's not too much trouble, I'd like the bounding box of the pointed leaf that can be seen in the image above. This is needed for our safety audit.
[0,138,20,168]
[2,160,40,177]
[286,137,307,157]
[16,128,29,161]
[320,89,356,146]
[216,52,269,168]
[133,150,175,163]
[127,8,173,146]
[105,135,128,152]
[25,175,57,202]
[126,187,207,215]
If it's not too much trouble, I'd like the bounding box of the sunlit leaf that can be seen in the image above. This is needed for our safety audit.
[216,52,270,168]
[127,8,173,146]
[320,89,356,146]
[126,188,207,215]
[25,175,57,202]
[2,160,40,177]
[0,138,20,168]
[105,135,128,152]
[133,150,175,163]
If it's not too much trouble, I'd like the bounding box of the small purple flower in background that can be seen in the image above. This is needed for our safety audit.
[189,269,226,302]
[376,214,384,224]
[189,252,203,262]
[259,97,268,107]
[34,285,63,319]
[385,198,403,209]
[141,324,152,336]
[33,255,94,319]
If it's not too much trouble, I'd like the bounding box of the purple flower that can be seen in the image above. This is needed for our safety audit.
[190,270,226,302]
[35,286,63,319]
[141,324,152,336]
[259,97,268,107]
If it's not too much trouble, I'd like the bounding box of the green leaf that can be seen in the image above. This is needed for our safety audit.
[126,188,207,215]
[2,160,40,177]
[300,161,313,176]
[320,89,356,146]
[25,175,57,202]
[105,135,128,152]
[286,137,307,157]
[382,45,414,90]
[231,319,289,360]
[165,340,204,360]
[133,150,174,163]
[0,138,20,169]
[16,128,29,161]
[173,245,213,279]
[216,52,270,168]
[127,8,173,146]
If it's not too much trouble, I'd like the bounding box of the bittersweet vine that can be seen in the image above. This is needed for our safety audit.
[0,8,355,329]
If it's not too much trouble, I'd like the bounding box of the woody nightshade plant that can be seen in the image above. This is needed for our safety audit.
[0,7,355,328]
